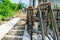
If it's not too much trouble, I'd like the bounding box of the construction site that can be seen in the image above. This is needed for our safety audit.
[0,0,60,40]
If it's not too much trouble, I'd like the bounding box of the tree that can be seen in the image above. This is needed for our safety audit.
[0,0,25,20]
[16,2,25,11]
[0,0,12,20]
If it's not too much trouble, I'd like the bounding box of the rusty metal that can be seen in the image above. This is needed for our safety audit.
[37,3,51,40]
[26,6,34,40]
[47,4,59,40]
[37,6,45,40]
[26,0,59,40]
[37,2,59,40]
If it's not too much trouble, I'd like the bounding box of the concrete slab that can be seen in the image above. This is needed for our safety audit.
[0,18,20,40]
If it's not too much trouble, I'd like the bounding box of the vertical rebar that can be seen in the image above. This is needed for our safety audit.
[38,8,45,40]
[29,0,32,6]
[33,0,36,8]
[48,6,59,40]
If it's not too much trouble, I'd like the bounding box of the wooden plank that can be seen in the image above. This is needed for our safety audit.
[0,18,20,40]
[5,35,23,38]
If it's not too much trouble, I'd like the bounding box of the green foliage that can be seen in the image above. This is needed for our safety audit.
[14,2,25,11]
[17,2,25,10]
[10,3,16,10]
[0,0,13,20]
[0,0,25,20]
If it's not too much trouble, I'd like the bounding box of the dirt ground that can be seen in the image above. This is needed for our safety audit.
[13,12,27,19]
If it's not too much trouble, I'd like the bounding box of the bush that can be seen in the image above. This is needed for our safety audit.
[0,0,25,20]
[0,0,13,20]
